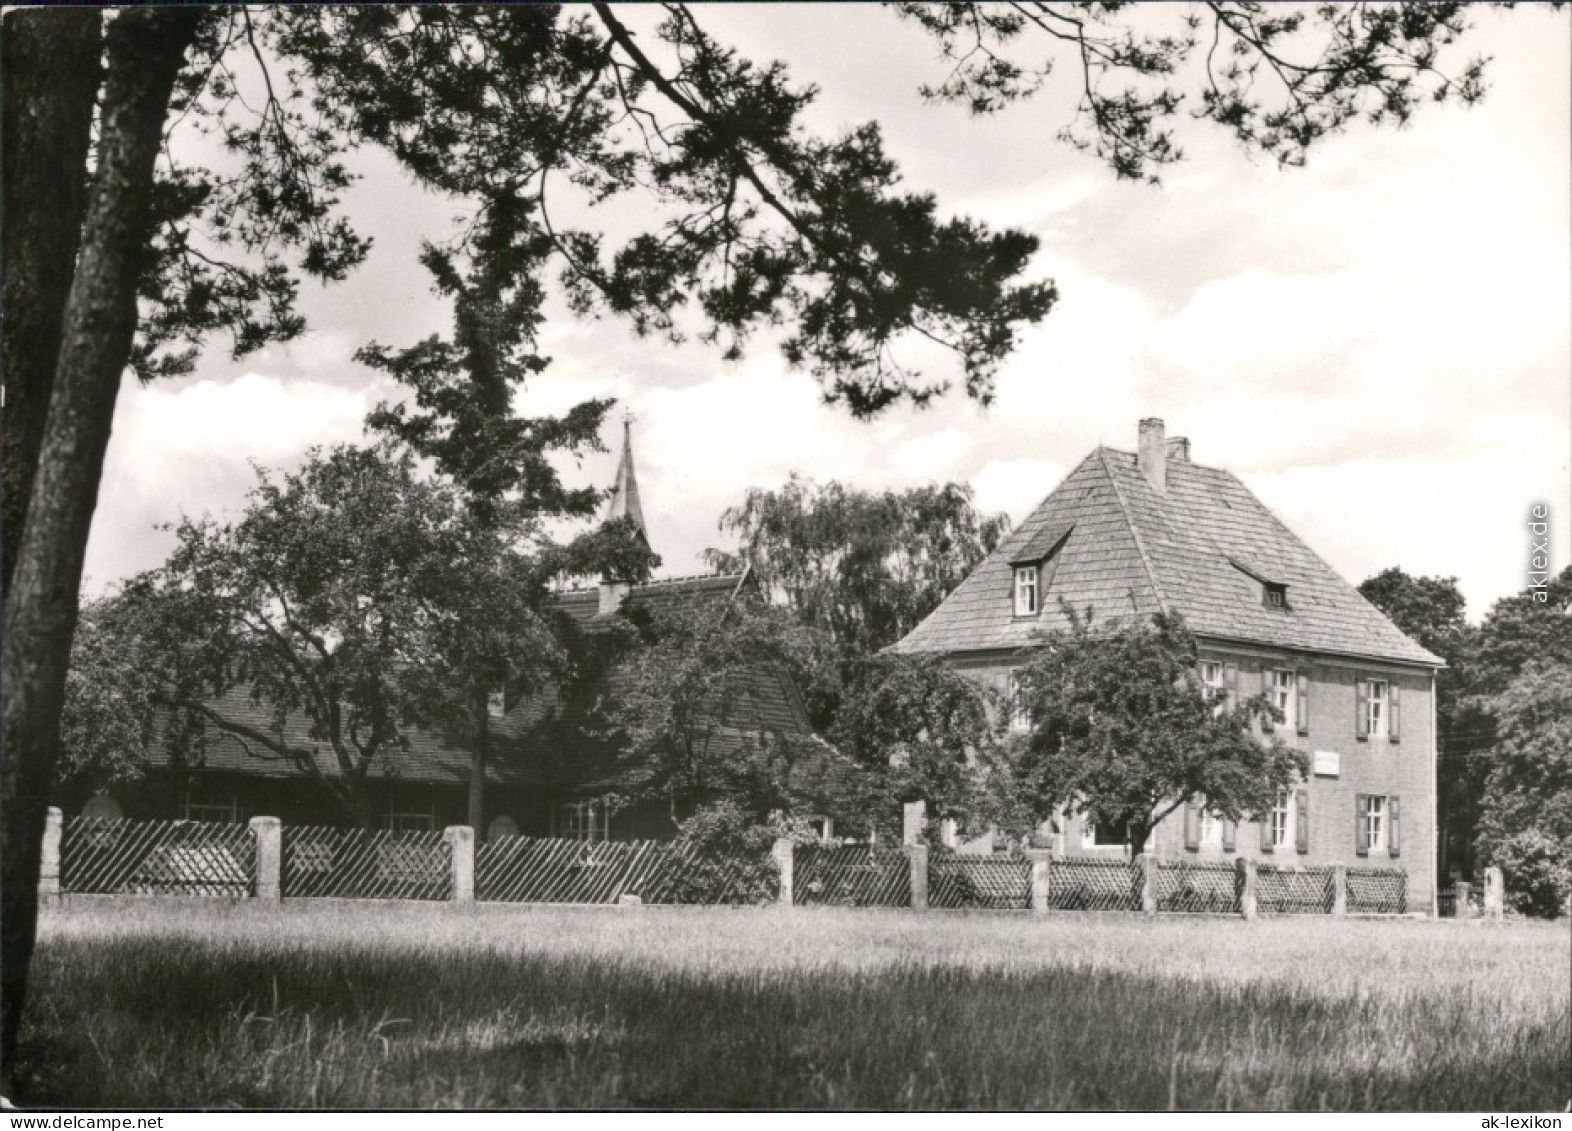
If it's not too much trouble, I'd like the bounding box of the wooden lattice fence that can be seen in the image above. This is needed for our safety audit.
[282,826,451,901]
[475,837,775,905]
[1048,857,1141,911]
[794,844,910,907]
[1256,865,1335,914]
[1156,860,1239,914]
[62,818,253,897]
[1347,866,1408,914]
[929,854,1032,910]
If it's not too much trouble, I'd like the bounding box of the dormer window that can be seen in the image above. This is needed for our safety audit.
[1014,566,1039,616]
[1007,522,1073,618]
[1264,583,1288,609]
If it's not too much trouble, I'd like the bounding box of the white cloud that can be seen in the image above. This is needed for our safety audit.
[84,373,377,591]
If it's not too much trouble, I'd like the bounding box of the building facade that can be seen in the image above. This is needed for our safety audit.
[892,419,1442,909]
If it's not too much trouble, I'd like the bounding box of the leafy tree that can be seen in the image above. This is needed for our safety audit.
[590,594,842,823]
[706,476,1009,725]
[0,0,1529,1087]
[831,654,1004,841]
[1468,564,1572,699]
[1475,659,1572,917]
[99,444,586,827]
[54,599,162,812]
[1004,609,1307,857]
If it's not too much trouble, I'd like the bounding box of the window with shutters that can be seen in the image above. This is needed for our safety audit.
[1013,566,1039,616]
[1198,810,1224,847]
[1269,669,1294,729]
[1365,795,1387,852]
[1270,790,1291,850]
[1198,661,1224,703]
[1008,671,1031,732]
[1366,679,1389,739]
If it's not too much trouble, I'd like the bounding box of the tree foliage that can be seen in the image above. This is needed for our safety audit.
[1475,659,1572,917]
[588,592,844,822]
[895,2,1495,180]
[706,475,1009,725]
[1004,609,1307,856]
[99,445,600,825]
[831,654,1003,840]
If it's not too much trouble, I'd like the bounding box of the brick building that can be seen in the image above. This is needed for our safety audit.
[891,419,1443,909]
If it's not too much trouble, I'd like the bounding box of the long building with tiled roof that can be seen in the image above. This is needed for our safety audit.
[893,419,1442,910]
[118,419,824,841]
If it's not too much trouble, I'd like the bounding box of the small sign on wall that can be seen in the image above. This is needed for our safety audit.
[1313,750,1340,777]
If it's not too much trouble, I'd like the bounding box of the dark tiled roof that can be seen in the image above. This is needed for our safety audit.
[555,572,749,628]
[893,446,1441,667]
[170,570,817,790]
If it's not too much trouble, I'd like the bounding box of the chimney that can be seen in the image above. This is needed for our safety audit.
[1138,418,1166,493]
[598,580,630,617]
[1165,436,1190,464]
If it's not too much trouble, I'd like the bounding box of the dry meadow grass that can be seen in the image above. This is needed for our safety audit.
[14,898,1570,1110]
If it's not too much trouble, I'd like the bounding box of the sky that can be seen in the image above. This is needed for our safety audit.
[85,5,1571,623]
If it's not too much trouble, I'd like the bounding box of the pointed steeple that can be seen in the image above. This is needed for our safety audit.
[603,410,649,547]
[598,411,649,616]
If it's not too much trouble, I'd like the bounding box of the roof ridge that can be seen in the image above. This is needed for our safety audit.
[1096,446,1170,616]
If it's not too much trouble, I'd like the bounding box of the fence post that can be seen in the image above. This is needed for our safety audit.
[1483,866,1504,920]
[905,843,928,911]
[445,825,475,903]
[1236,857,1257,921]
[1025,849,1051,914]
[902,800,926,846]
[1138,853,1157,917]
[1454,880,1472,919]
[1331,864,1347,917]
[249,816,282,903]
[772,837,795,906]
[38,807,63,902]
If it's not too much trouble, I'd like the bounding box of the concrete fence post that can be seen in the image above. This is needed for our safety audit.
[1331,864,1348,918]
[1454,881,1472,919]
[1483,866,1504,920]
[1025,849,1051,914]
[772,837,794,906]
[902,800,927,846]
[249,816,282,903]
[1138,853,1157,917]
[444,825,475,903]
[1236,857,1257,921]
[38,807,63,902]
[905,844,929,911]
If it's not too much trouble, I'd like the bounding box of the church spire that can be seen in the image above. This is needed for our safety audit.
[603,410,649,547]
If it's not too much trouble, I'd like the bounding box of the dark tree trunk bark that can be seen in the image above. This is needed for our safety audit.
[1,7,201,1089]
[470,695,489,838]
[1,9,102,591]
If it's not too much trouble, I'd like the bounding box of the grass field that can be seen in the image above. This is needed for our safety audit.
[13,898,1570,1110]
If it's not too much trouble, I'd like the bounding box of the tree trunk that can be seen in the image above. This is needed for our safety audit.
[1,9,102,591]
[1128,821,1151,860]
[469,692,489,838]
[1,8,201,1088]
